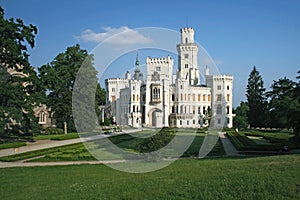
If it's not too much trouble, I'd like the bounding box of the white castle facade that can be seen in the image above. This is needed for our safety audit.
[105,27,234,128]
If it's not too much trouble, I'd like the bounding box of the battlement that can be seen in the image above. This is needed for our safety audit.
[181,27,194,33]
[206,74,234,81]
[105,78,129,85]
[146,56,173,65]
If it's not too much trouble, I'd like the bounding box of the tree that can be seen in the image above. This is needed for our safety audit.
[39,44,104,132]
[0,6,39,137]
[234,101,249,130]
[246,66,268,128]
[266,72,300,138]
[267,77,296,129]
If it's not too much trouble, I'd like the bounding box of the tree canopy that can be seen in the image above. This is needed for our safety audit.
[38,44,104,132]
[246,66,268,128]
[0,6,39,137]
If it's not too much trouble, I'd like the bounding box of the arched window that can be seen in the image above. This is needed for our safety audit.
[39,112,46,123]
[185,37,188,44]
[226,106,230,114]
[153,88,160,99]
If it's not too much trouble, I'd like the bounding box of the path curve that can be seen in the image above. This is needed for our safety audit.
[219,132,241,156]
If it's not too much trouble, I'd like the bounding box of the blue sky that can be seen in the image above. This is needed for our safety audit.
[1,0,299,107]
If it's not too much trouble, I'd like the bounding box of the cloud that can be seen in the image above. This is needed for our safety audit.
[76,26,153,45]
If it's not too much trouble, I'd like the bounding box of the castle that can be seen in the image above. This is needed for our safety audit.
[105,27,233,128]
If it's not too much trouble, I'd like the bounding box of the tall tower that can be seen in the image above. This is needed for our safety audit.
[133,53,143,82]
[177,27,200,85]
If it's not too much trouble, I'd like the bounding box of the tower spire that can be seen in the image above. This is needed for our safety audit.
[135,51,139,67]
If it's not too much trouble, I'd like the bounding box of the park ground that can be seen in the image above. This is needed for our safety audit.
[0,127,299,199]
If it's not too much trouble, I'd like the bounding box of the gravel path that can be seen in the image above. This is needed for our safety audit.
[219,132,241,156]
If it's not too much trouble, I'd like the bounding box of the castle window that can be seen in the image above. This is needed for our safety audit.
[156,66,161,71]
[217,85,221,90]
[185,64,188,68]
[192,106,195,114]
[184,54,189,59]
[180,120,182,125]
[136,94,139,101]
[187,120,189,125]
[208,95,211,101]
[226,106,230,114]
[153,88,160,99]
[39,112,46,123]
[185,37,188,44]
[172,106,175,113]
[133,106,135,112]
[203,95,206,101]
[218,118,221,124]
[217,105,222,115]
[193,120,195,124]
[132,86,135,90]
[227,94,230,101]
[198,106,201,114]
[192,94,195,101]
[188,94,190,101]
[203,107,206,115]
[111,96,115,102]
[180,94,183,101]
[172,94,175,101]
[198,94,201,102]
[217,94,221,101]
[227,117,230,124]
[227,85,230,90]
[112,88,115,92]
[132,94,135,101]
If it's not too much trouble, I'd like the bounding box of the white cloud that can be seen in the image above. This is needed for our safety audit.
[76,26,153,45]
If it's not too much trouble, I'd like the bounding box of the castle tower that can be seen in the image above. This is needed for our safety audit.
[177,27,200,85]
[133,53,143,82]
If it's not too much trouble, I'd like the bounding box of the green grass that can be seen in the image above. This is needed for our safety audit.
[0,155,299,199]
[227,129,299,152]
[0,141,26,149]
[0,128,225,162]
[0,143,94,162]
[34,133,79,140]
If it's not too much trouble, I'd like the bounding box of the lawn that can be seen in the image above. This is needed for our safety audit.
[0,155,299,199]
[0,141,26,150]
[0,128,225,162]
[226,129,298,152]
[33,133,79,140]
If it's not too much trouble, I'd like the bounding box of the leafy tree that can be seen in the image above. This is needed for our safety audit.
[39,45,89,132]
[0,6,39,137]
[39,45,105,132]
[266,72,300,138]
[267,77,296,129]
[234,101,249,130]
[246,66,268,128]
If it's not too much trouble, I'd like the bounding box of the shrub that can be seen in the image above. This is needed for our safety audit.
[137,128,175,153]
[43,127,64,135]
